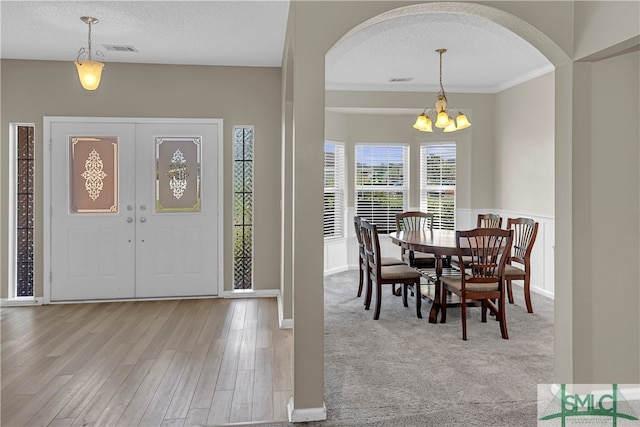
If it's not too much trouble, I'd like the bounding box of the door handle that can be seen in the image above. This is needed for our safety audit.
[139,216,147,223]
[139,204,146,211]
[126,217,134,223]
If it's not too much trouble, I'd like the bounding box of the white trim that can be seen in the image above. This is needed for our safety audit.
[221,289,279,299]
[278,292,293,329]
[287,397,327,423]
[324,265,350,276]
[43,116,224,304]
[1,297,43,307]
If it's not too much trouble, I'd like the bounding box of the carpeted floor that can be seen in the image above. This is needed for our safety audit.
[263,269,554,426]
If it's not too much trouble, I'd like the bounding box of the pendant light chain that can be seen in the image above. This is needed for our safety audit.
[438,48,447,102]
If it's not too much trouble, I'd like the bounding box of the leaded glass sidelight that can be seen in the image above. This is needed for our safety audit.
[155,137,202,212]
[70,136,118,213]
[233,127,253,290]
[16,125,35,296]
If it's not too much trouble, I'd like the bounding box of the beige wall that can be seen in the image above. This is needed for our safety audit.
[285,0,640,416]
[495,71,555,216]
[0,59,282,298]
[588,50,639,382]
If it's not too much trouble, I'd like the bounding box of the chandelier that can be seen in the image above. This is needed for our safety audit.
[413,49,471,133]
[74,16,105,91]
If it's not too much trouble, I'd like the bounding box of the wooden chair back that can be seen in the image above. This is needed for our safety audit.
[477,213,502,228]
[396,211,434,232]
[506,217,538,266]
[456,228,513,283]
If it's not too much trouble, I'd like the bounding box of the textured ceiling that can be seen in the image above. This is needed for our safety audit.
[1,1,553,93]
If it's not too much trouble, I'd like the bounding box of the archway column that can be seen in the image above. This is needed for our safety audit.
[284,3,327,421]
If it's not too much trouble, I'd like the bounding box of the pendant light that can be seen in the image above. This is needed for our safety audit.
[75,16,105,91]
[413,49,471,133]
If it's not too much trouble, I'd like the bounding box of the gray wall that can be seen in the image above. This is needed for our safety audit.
[0,60,282,298]
[495,72,555,216]
[283,0,640,416]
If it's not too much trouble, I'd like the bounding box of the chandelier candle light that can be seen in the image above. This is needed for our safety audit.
[413,49,471,133]
[75,16,105,91]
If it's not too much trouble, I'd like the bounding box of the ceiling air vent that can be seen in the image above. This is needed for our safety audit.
[103,45,138,52]
[389,77,414,82]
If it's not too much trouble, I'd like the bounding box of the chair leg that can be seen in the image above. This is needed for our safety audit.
[364,276,372,310]
[357,265,364,297]
[506,279,514,304]
[415,281,422,319]
[460,300,467,341]
[402,284,409,307]
[481,300,488,323]
[499,296,509,339]
[374,281,382,320]
[440,283,447,323]
[524,272,533,313]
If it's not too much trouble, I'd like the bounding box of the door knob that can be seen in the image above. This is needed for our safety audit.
[139,216,147,223]
[139,204,146,211]
[126,217,134,223]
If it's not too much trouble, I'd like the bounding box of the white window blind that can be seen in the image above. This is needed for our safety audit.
[324,142,345,238]
[355,144,409,234]
[420,143,456,230]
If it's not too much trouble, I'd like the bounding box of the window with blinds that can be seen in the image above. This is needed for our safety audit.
[420,143,456,230]
[355,144,409,234]
[324,142,345,238]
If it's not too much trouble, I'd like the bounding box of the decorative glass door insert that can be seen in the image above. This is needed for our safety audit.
[155,136,201,212]
[70,136,118,213]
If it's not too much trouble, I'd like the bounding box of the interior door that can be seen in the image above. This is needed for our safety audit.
[134,122,219,298]
[50,122,137,300]
[49,118,220,301]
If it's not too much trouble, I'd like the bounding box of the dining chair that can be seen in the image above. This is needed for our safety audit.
[477,213,503,228]
[395,211,436,269]
[504,217,539,313]
[354,216,404,298]
[360,218,424,320]
[450,213,503,271]
[440,227,513,340]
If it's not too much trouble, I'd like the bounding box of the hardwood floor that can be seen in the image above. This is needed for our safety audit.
[1,297,292,426]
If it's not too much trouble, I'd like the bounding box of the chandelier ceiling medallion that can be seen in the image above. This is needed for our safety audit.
[413,49,471,133]
[75,16,105,91]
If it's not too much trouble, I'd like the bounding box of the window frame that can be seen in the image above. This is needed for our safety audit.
[420,142,456,230]
[232,125,254,291]
[354,143,409,234]
[324,141,346,240]
[8,122,36,299]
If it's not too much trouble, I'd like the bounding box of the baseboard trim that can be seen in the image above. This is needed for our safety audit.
[1,297,43,307]
[277,292,293,329]
[287,397,327,423]
[221,289,279,299]
[509,281,554,300]
[323,265,350,276]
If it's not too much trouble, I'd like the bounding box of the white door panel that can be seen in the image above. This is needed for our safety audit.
[49,119,220,301]
[50,122,136,301]
[134,123,218,297]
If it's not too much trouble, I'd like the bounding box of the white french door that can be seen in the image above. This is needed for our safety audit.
[46,118,221,301]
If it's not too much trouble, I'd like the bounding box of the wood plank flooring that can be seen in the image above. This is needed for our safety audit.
[1,297,292,426]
